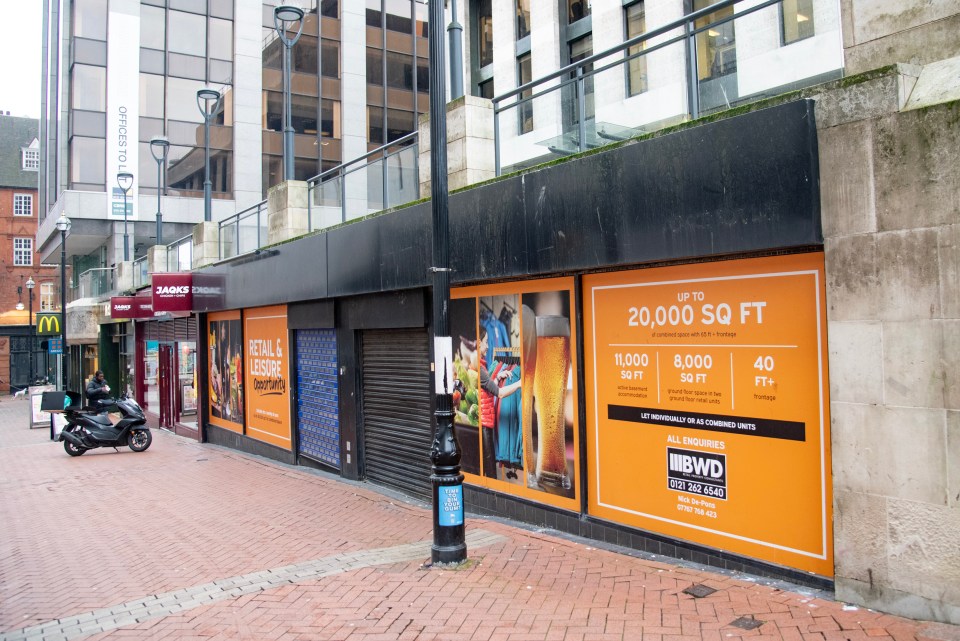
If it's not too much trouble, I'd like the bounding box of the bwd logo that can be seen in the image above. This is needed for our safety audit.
[667,447,727,500]
[36,313,62,336]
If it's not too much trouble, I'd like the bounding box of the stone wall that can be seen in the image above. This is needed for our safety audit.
[842,0,960,75]
[817,66,960,624]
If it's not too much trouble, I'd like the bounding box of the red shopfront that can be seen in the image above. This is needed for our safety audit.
[117,275,201,439]
[135,316,199,438]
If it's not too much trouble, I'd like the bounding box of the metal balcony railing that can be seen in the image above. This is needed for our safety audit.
[166,234,193,272]
[71,267,115,302]
[133,256,149,290]
[307,132,419,230]
[493,0,843,175]
[219,199,268,260]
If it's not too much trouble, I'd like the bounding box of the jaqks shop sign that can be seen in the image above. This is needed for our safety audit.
[152,273,194,313]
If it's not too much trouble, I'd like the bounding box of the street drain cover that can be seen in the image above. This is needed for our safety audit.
[682,584,718,598]
[729,616,764,630]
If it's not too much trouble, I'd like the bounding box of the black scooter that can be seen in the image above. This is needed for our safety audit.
[57,391,152,456]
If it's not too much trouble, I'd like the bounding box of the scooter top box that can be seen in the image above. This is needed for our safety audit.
[40,391,83,413]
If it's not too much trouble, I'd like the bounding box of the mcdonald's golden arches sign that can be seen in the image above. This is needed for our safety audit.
[36,313,62,336]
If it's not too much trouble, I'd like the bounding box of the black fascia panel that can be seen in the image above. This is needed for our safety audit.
[326,214,383,297]
[196,230,328,311]
[199,99,819,311]
[519,99,821,275]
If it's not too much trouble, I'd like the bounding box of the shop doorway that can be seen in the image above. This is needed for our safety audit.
[158,344,176,429]
[137,318,198,438]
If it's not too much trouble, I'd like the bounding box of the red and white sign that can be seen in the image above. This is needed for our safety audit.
[110,296,138,319]
[152,273,193,313]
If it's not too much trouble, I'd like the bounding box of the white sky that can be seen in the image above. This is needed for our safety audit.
[0,0,43,119]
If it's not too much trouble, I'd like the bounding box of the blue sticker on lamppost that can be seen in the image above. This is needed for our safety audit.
[440,485,464,526]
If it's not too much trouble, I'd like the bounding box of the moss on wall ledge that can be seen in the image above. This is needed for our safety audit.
[199,65,904,267]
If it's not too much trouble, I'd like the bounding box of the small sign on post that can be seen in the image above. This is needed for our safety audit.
[48,338,63,355]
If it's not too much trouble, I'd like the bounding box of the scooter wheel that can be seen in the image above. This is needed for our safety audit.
[128,429,152,452]
[64,440,87,457]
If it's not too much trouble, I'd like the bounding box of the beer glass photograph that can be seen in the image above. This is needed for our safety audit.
[533,315,571,490]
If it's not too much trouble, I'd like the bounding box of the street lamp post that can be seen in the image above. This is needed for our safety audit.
[273,5,304,181]
[448,0,464,100]
[428,0,466,565]
[56,214,71,392]
[117,172,133,261]
[150,136,170,245]
[25,277,35,384]
[197,88,222,222]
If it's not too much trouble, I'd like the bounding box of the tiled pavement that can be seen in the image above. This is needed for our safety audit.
[0,397,957,641]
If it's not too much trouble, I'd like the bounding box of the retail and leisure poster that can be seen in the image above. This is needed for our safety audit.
[244,305,291,449]
[207,311,244,432]
[451,278,579,511]
[584,254,833,576]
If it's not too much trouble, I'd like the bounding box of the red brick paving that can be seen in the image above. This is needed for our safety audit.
[0,398,956,640]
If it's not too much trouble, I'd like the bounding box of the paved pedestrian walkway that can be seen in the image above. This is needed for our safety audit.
[0,396,956,641]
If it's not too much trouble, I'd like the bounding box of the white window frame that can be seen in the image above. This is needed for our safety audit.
[22,147,39,171]
[13,193,33,216]
[13,238,33,266]
[40,283,56,311]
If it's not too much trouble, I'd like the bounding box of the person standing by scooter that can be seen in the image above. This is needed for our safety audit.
[85,370,111,405]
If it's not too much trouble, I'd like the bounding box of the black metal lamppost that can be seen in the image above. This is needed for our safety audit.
[197,87,222,222]
[117,172,133,261]
[428,0,466,565]
[150,136,170,245]
[273,5,305,181]
[55,214,71,391]
[25,277,35,383]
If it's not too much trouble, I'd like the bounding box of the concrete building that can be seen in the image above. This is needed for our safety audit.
[37,0,430,402]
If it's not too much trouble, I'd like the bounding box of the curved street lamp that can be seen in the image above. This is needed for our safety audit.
[25,276,35,383]
[197,87,222,223]
[150,136,170,245]
[117,172,134,261]
[55,214,71,392]
[274,5,305,181]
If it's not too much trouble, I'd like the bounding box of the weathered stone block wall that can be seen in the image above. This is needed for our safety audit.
[65,303,101,345]
[419,95,496,195]
[841,0,960,75]
[818,69,960,624]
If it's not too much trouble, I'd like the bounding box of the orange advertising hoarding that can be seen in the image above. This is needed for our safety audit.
[584,254,832,576]
[243,305,292,450]
[208,310,244,433]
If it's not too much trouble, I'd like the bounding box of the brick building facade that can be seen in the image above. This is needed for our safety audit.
[0,115,58,392]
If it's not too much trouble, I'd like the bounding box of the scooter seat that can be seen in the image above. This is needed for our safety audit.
[85,412,114,426]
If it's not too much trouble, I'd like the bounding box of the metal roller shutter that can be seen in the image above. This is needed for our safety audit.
[141,317,197,342]
[360,328,433,500]
[296,329,340,469]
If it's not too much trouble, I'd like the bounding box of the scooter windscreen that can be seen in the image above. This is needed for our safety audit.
[115,396,145,419]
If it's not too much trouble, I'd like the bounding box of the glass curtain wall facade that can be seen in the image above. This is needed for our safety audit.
[261,0,427,196]
[141,0,235,199]
[364,0,429,149]
[43,0,435,228]
[64,0,236,199]
[262,0,342,195]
